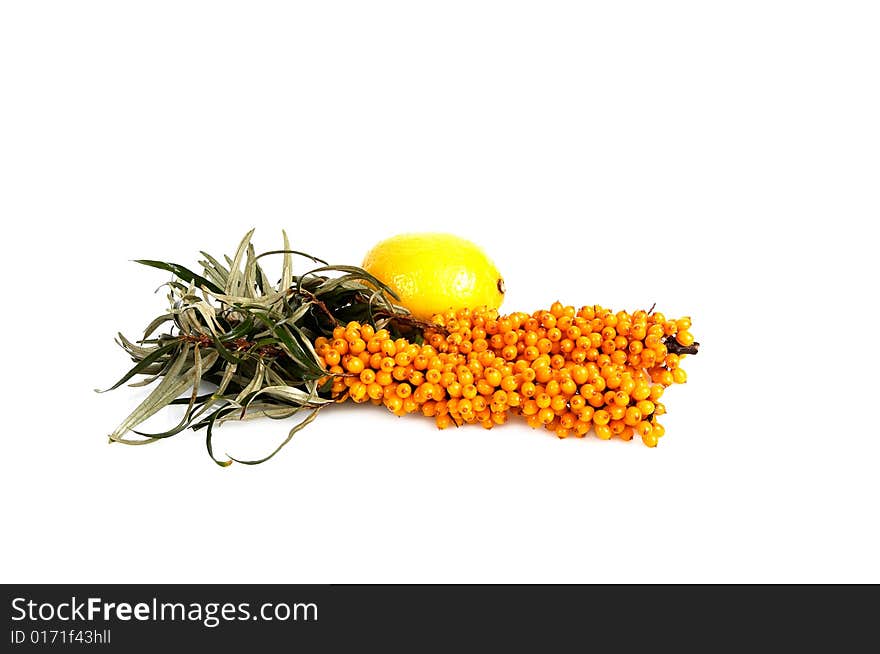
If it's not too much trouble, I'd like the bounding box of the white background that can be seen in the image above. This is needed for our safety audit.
[1,1,878,584]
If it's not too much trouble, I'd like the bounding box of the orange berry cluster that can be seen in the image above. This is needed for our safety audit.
[313,303,696,447]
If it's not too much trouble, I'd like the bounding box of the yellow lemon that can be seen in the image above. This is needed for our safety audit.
[362,233,505,320]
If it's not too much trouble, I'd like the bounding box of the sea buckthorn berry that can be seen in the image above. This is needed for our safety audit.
[605,373,622,389]
[381,339,396,356]
[569,395,586,412]
[350,381,368,403]
[349,338,367,355]
[501,375,519,392]
[483,368,501,386]
[457,368,475,387]
[476,379,494,396]
[550,396,567,413]
[521,381,537,398]
[522,399,539,416]
[384,395,403,413]
[538,408,556,425]
[560,378,578,396]
[392,366,409,382]
[593,409,611,426]
[595,424,612,440]
[630,382,651,401]
[570,365,588,385]
[367,383,384,401]
[672,368,687,384]
[676,331,695,347]
[345,357,364,374]
[534,367,553,384]
[636,400,655,416]
[624,406,642,426]
[501,345,518,361]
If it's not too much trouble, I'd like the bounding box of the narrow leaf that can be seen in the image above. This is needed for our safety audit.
[228,407,323,465]
[96,340,179,393]
[225,228,256,296]
[134,260,223,294]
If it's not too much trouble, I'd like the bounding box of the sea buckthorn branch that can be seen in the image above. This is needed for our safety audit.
[313,303,699,447]
[102,230,412,465]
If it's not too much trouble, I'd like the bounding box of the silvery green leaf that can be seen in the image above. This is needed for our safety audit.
[228,407,323,465]
[224,228,255,296]
[281,230,293,293]
[255,385,331,406]
[109,348,220,444]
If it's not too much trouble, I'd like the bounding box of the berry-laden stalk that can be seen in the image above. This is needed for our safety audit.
[314,303,699,447]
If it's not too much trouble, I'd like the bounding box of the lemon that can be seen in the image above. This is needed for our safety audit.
[362,232,505,320]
